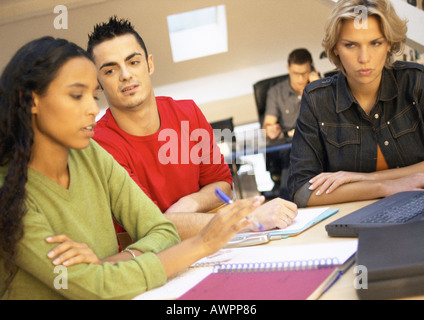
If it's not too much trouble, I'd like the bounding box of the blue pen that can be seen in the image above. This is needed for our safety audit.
[214,187,264,232]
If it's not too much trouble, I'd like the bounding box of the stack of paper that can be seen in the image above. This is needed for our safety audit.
[135,240,357,300]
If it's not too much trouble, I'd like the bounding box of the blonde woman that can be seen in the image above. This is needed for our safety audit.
[288,0,424,207]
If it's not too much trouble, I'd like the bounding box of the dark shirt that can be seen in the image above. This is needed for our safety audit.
[288,61,424,207]
[265,78,302,131]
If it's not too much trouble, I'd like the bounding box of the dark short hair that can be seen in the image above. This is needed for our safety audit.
[287,48,313,66]
[87,16,149,61]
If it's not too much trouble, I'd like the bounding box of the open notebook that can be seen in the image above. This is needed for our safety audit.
[134,240,357,300]
[225,207,338,248]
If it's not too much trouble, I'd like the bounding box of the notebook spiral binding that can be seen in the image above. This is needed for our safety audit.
[213,257,340,273]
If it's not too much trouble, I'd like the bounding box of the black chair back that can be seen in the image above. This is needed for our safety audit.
[253,74,289,126]
[209,117,234,132]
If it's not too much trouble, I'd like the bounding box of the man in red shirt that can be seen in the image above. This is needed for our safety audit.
[88,17,297,240]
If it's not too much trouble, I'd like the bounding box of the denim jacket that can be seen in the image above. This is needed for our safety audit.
[288,61,424,207]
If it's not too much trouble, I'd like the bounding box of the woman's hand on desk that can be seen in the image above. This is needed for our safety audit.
[380,173,424,197]
[309,171,424,197]
[309,171,372,195]
[305,172,424,206]
[248,198,298,230]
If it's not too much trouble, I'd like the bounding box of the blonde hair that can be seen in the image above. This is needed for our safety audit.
[322,0,407,72]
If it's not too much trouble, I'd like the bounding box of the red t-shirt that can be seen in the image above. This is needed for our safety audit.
[94,97,233,234]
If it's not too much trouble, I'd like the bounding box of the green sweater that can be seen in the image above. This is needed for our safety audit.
[0,140,180,300]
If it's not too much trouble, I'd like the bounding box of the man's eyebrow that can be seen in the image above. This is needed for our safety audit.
[99,52,144,71]
[99,61,117,71]
[125,52,143,61]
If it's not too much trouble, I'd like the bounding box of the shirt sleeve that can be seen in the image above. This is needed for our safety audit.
[105,145,181,253]
[264,84,281,118]
[418,69,424,108]
[288,91,324,207]
[12,205,172,300]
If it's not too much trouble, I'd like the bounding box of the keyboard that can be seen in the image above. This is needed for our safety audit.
[361,192,424,224]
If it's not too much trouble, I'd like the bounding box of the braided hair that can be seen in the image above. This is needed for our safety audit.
[0,36,91,285]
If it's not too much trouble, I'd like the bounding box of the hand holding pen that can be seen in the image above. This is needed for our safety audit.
[214,187,265,232]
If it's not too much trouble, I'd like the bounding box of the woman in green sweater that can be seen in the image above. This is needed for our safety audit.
[0,36,265,299]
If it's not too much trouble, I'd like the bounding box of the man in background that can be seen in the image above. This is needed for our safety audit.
[263,49,320,199]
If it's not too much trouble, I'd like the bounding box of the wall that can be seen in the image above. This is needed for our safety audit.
[0,0,334,125]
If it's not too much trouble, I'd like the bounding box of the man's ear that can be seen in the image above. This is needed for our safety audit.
[148,54,155,76]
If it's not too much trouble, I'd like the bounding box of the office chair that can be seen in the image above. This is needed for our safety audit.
[252,75,292,199]
[209,117,234,137]
[209,118,241,198]
[253,74,289,126]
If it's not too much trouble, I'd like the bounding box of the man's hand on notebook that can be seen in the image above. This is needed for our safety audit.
[246,197,298,231]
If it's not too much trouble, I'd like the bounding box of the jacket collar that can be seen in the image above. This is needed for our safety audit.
[336,67,398,113]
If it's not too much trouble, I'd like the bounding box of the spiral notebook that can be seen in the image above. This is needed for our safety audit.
[135,241,357,300]
[178,263,339,300]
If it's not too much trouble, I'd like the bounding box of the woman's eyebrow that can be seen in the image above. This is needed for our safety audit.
[67,83,88,88]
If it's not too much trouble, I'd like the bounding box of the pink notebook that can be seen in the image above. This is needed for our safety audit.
[178,266,337,300]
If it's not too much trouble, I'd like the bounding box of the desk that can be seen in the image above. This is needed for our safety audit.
[137,199,424,300]
[267,200,424,300]
[254,200,371,300]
